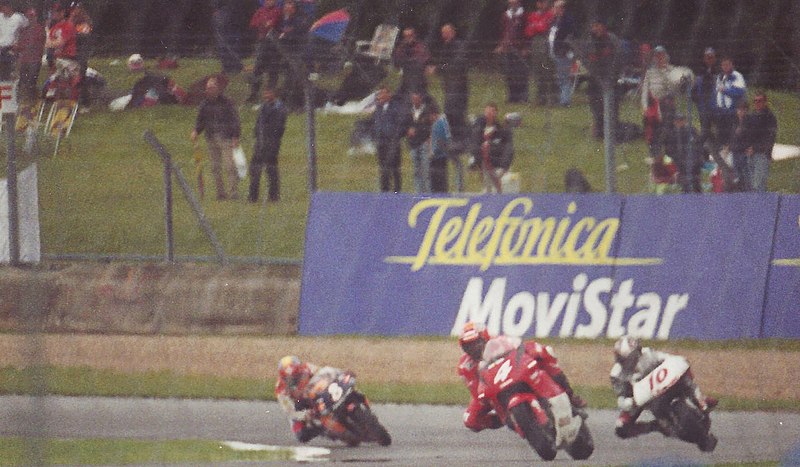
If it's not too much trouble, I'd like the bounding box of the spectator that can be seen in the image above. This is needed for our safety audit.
[69,3,93,112]
[429,104,452,193]
[665,113,704,193]
[745,92,777,192]
[393,27,431,98]
[713,56,746,151]
[641,46,680,159]
[0,0,27,80]
[372,86,405,192]
[729,100,751,191]
[276,0,308,111]
[402,91,434,193]
[247,0,282,104]
[16,7,44,103]
[524,0,554,106]
[547,0,576,107]
[583,17,624,140]
[211,0,243,74]
[496,0,528,103]
[692,47,718,153]
[430,23,469,143]
[472,102,513,193]
[249,87,288,203]
[45,2,76,63]
[191,77,241,201]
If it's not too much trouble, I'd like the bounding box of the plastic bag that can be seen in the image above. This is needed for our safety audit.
[232,145,247,179]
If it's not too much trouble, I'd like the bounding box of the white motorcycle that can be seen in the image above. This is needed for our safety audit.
[631,355,717,452]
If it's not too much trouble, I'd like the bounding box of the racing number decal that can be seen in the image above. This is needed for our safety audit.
[494,359,513,384]
[648,367,669,391]
[328,382,343,402]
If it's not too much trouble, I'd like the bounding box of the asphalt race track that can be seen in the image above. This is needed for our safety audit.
[3,396,799,465]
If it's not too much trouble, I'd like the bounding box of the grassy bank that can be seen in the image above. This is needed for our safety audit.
[2,365,798,412]
[4,57,797,260]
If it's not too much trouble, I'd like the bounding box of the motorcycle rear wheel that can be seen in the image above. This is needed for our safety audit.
[565,420,594,460]
[510,404,557,461]
[350,405,392,446]
[671,398,711,448]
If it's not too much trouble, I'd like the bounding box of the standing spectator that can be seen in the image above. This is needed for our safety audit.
[713,56,746,151]
[45,2,76,62]
[472,102,513,193]
[430,24,469,143]
[393,27,430,98]
[69,3,93,112]
[692,47,718,152]
[0,0,27,80]
[429,104,452,193]
[247,0,282,104]
[729,100,751,191]
[496,0,528,103]
[402,91,433,193]
[191,78,241,201]
[548,1,577,107]
[16,7,44,103]
[745,92,777,192]
[665,113,704,193]
[641,46,680,158]
[524,0,554,106]
[583,17,624,140]
[211,0,243,74]
[276,0,308,111]
[372,86,405,192]
[249,87,288,203]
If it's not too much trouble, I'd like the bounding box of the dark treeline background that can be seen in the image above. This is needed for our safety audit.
[16,0,800,88]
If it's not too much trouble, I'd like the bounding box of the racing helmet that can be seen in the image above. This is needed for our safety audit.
[613,335,642,369]
[459,322,490,361]
[277,355,312,396]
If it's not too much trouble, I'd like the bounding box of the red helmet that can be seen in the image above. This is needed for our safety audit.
[459,322,489,361]
[278,355,312,397]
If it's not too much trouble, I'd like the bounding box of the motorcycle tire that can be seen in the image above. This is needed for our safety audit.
[349,404,392,446]
[670,398,709,446]
[565,420,594,460]
[510,404,557,461]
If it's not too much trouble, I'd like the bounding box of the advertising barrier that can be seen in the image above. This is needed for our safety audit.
[763,195,800,338]
[300,192,796,340]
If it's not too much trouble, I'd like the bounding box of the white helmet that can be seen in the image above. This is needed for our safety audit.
[614,335,642,367]
[127,54,144,71]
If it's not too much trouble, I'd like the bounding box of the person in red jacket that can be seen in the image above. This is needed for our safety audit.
[45,2,76,63]
[524,0,555,105]
[247,0,282,103]
[457,321,587,432]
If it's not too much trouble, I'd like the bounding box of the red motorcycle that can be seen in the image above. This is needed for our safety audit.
[477,337,594,461]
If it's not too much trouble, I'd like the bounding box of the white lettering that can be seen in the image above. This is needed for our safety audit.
[455,275,689,340]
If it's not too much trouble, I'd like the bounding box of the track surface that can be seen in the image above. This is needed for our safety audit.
[3,396,799,465]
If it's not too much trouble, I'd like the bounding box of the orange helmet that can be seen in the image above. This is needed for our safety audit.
[278,355,313,397]
[459,322,490,361]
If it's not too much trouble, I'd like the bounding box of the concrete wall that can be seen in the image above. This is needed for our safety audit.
[0,262,301,335]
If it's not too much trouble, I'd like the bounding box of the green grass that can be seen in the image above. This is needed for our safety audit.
[4,57,798,260]
[0,437,293,465]
[3,365,798,412]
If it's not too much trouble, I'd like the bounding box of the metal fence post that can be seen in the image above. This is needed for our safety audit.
[5,112,19,265]
[162,144,175,262]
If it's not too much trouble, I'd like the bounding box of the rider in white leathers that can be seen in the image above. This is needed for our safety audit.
[610,335,717,439]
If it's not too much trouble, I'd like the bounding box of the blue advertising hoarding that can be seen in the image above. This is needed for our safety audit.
[300,192,787,340]
[763,195,800,338]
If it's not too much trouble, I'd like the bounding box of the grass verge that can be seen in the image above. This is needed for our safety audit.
[0,437,294,465]
[2,365,798,412]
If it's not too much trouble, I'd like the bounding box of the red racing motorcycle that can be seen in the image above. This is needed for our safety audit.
[477,337,594,461]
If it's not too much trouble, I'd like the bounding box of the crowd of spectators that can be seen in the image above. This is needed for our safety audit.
[0,0,782,198]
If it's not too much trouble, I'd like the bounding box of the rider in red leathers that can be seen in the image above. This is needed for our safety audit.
[275,355,323,443]
[457,322,587,432]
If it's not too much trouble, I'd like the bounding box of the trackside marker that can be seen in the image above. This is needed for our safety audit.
[222,441,331,462]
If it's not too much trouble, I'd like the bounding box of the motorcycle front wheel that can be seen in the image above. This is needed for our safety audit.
[510,404,557,461]
[349,404,392,446]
